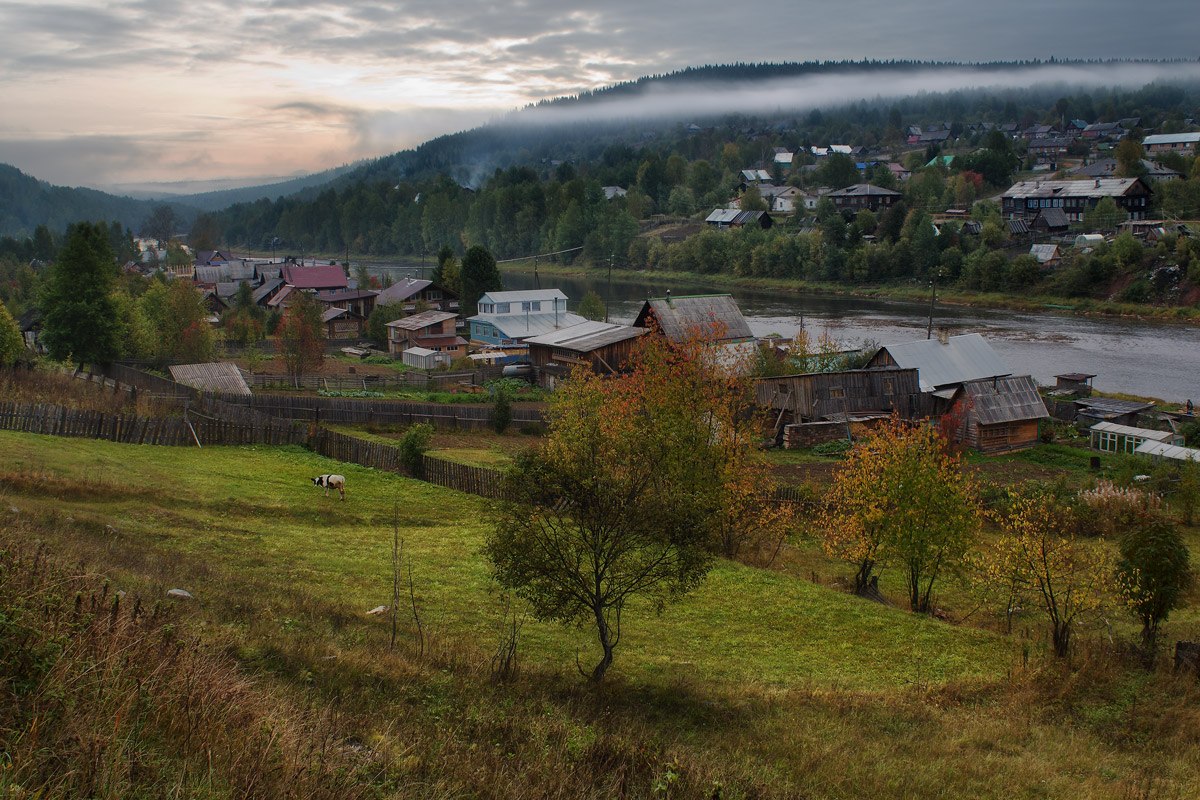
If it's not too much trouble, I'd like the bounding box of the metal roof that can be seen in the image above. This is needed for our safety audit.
[957,375,1049,425]
[252,278,283,304]
[876,333,1011,392]
[826,183,902,198]
[479,289,567,304]
[1090,422,1173,442]
[1002,178,1145,200]
[1029,244,1060,263]
[706,208,741,224]
[375,278,433,304]
[1007,219,1031,235]
[471,311,588,339]
[633,295,755,344]
[1135,440,1200,462]
[386,310,457,330]
[1142,132,1200,146]
[282,264,348,289]
[1035,208,1070,228]
[524,320,646,352]
[169,362,251,396]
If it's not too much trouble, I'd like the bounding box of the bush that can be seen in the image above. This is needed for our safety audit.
[492,386,512,434]
[1076,480,1163,537]
[811,438,852,457]
[397,423,434,477]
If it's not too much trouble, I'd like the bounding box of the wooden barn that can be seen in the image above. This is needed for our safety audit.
[755,367,923,428]
[946,375,1049,453]
[525,321,647,389]
[633,293,754,344]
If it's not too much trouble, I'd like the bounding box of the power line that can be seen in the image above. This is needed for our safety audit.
[494,246,584,264]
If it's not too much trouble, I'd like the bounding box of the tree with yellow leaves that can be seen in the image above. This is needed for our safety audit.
[821,418,979,612]
[486,324,790,682]
[987,488,1113,658]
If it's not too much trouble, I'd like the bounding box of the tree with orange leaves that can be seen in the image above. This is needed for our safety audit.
[821,418,979,612]
[486,325,789,682]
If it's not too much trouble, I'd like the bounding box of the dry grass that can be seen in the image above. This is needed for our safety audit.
[0,367,181,418]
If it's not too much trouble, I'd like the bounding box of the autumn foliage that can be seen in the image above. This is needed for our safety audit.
[821,418,979,612]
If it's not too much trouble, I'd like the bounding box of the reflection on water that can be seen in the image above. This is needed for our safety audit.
[500,270,1200,402]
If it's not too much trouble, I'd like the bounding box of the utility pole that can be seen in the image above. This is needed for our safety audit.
[606,252,614,323]
[926,269,939,339]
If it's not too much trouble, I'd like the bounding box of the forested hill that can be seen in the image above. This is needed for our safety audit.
[0,164,197,238]
[159,163,364,212]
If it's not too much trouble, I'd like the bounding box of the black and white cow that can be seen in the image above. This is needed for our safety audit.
[311,474,346,500]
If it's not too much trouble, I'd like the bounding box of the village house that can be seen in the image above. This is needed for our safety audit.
[825,183,902,215]
[525,321,647,389]
[385,309,465,357]
[1072,158,1182,182]
[374,278,459,315]
[602,186,628,200]
[315,288,378,320]
[1000,178,1152,223]
[867,333,1011,393]
[705,209,774,229]
[945,375,1049,454]
[755,184,801,213]
[739,169,773,183]
[1029,244,1062,267]
[322,307,366,339]
[281,263,349,292]
[468,289,586,348]
[1142,132,1200,155]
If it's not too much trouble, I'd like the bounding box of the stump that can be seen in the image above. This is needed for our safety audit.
[1174,641,1200,674]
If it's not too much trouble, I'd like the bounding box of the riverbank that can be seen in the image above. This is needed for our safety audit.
[497,260,1200,325]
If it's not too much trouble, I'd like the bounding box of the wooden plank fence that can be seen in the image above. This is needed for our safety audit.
[215,393,545,430]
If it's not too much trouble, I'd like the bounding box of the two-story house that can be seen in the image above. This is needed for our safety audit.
[468,289,586,348]
[374,278,459,315]
[385,310,465,356]
[1000,177,1152,223]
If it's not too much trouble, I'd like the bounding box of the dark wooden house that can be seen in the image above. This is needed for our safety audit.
[633,294,754,344]
[946,375,1049,454]
[755,368,922,425]
[525,321,647,389]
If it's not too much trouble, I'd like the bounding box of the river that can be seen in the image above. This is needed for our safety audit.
[496,270,1200,402]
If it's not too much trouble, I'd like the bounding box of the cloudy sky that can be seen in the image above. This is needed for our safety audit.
[1,0,1197,192]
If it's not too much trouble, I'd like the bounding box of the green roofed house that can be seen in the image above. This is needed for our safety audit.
[925,154,956,168]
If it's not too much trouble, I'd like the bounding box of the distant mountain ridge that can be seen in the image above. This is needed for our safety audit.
[4,58,1197,238]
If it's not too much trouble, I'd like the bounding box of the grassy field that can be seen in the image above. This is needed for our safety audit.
[5,430,1200,797]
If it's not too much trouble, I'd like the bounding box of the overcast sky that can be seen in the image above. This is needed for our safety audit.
[1,0,1197,191]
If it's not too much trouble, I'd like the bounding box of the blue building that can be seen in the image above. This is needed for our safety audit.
[468,289,586,347]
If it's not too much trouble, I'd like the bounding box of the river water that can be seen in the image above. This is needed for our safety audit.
[497,270,1200,402]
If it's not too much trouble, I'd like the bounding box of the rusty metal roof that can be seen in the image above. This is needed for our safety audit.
[633,294,754,344]
[957,375,1048,425]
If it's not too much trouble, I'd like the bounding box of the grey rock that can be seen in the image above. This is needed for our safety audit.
[166,588,195,601]
[366,605,389,616]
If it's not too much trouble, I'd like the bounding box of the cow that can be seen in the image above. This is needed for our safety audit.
[311,474,346,500]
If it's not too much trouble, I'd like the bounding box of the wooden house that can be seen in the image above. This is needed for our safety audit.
[374,278,459,315]
[322,307,365,339]
[754,367,923,443]
[867,333,1010,393]
[1001,178,1152,223]
[826,183,902,215]
[946,375,1049,453]
[1054,372,1095,395]
[525,321,647,388]
[385,309,465,356]
[633,293,754,344]
[316,288,378,320]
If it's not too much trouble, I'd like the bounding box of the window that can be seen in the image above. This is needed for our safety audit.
[882,378,894,394]
[428,290,441,300]
[479,303,493,314]
[495,302,511,314]
[829,387,845,399]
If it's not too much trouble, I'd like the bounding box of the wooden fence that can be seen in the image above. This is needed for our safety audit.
[217,393,545,430]
[0,401,306,447]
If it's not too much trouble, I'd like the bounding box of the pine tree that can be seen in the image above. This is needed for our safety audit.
[40,222,122,367]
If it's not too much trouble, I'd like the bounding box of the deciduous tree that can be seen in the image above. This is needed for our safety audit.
[140,279,215,364]
[986,488,1112,657]
[0,303,23,366]
[486,328,783,681]
[821,419,979,611]
[278,291,325,385]
[1116,515,1193,663]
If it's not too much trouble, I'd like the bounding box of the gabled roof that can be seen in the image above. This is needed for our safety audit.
[874,333,1010,392]
[706,208,741,224]
[385,310,457,331]
[1002,177,1149,200]
[524,320,646,352]
[826,183,902,198]
[478,289,567,304]
[956,375,1049,425]
[375,278,433,304]
[267,284,294,308]
[1007,219,1031,236]
[321,307,353,323]
[1029,244,1061,263]
[169,362,251,396]
[316,288,378,303]
[1034,207,1069,229]
[282,264,348,290]
[252,278,283,304]
[1142,132,1200,146]
[633,294,754,344]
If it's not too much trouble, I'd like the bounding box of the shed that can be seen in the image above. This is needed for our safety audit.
[401,346,449,370]
[1090,422,1174,455]
[754,367,923,431]
[633,294,754,344]
[525,321,647,388]
[169,362,251,396]
[1029,244,1061,266]
[1074,397,1155,427]
[948,375,1049,453]
[1032,207,1070,232]
[1054,373,1095,395]
[867,333,1010,393]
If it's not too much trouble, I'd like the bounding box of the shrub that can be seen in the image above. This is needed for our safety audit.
[492,387,512,434]
[397,423,434,477]
[811,438,852,457]
[1076,480,1162,537]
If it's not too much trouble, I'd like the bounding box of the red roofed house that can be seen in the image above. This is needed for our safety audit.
[282,263,349,292]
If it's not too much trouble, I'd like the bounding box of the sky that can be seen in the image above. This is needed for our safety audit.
[0,0,1197,192]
